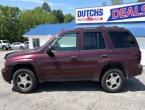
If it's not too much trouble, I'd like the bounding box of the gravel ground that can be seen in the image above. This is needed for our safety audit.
[0,50,145,110]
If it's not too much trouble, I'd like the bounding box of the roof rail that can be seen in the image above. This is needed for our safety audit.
[75,26,126,30]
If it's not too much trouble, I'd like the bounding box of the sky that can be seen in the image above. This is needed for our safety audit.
[0,0,137,14]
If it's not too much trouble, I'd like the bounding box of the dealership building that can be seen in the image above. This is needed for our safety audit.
[24,2,145,50]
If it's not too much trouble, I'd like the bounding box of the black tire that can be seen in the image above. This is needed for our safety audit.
[101,69,124,93]
[20,46,24,50]
[9,47,12,50]
[13,69,38,93]
[2,46,7,51]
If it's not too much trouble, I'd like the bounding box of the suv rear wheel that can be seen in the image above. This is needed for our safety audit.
[13,69,38,93]
[101,69,124,93]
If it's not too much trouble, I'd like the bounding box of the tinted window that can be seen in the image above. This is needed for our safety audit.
[83,32,106,50]
[109,32,138,48]
[52,33,78,51]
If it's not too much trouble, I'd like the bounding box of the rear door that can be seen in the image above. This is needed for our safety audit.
[79,31,111,80]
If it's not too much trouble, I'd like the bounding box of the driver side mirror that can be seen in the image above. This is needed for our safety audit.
[47,46,55,57]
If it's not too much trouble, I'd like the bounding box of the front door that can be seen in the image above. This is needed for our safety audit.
[41,33,81,81]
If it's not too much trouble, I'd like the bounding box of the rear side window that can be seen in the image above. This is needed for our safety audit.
[83,32,106,50]
[109,31,138,48]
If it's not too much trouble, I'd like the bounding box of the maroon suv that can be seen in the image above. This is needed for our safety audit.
[1,27,143,93]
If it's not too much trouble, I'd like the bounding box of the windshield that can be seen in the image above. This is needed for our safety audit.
[3,40,9,43]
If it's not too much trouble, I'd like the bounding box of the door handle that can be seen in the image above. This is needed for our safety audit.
[101,55,108,58]
[70,56,77,61]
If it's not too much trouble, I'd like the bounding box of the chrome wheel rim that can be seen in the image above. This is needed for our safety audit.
[106,72,121,90]
[17,73,32,90]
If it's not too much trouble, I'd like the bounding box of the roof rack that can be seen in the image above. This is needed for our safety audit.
[75,26,126,30]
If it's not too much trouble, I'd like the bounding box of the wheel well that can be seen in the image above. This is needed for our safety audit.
[11,64,39,82]
[99,63,127,81]
[2,45,6,47]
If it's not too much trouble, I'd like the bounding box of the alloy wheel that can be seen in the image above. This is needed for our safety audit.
[17,73,32,90]
[106,72,121,90]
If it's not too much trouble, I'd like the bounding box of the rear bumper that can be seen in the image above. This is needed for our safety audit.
[1,68,11,83]
[129,64,143,77]
[136,64,143,75]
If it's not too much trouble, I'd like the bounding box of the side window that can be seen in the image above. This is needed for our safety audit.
[83,32,106,50]
[52,33,78,51]
[109,31,138,48]
[0,41,1,43]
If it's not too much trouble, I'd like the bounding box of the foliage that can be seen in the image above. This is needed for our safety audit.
[0,3,74,43]
[20,7,57,34]
[102,2,107,6]
[42,2,51,12]
[64,13,74,23]
[111,0,121,5]
[0,5,25,43]
[138,0,145,2]
[51,10,64,23]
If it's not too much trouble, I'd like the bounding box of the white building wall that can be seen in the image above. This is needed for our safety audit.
[25,35,53,49]
[28,37,33,49]
[136,38,145,49]
[40,37,52,47]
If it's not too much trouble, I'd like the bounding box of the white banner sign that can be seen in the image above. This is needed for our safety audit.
[75,2,145,24]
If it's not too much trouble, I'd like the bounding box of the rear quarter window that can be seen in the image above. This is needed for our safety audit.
[109,31,138,48]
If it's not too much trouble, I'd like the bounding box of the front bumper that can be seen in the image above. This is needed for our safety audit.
[1,68,11,83]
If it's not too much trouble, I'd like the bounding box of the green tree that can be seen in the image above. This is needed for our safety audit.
[0,5,25,43]
[42,2,51,12]
[51,10,64,23]
[20,7,57,34]
[102,1,107,6]
[64,13,74,23]
[111,0,121,5]
[138,0,145,2]
[0,3,73,43]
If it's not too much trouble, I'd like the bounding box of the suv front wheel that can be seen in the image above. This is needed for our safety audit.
[101,69,124,93]
[13,69,38,93]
